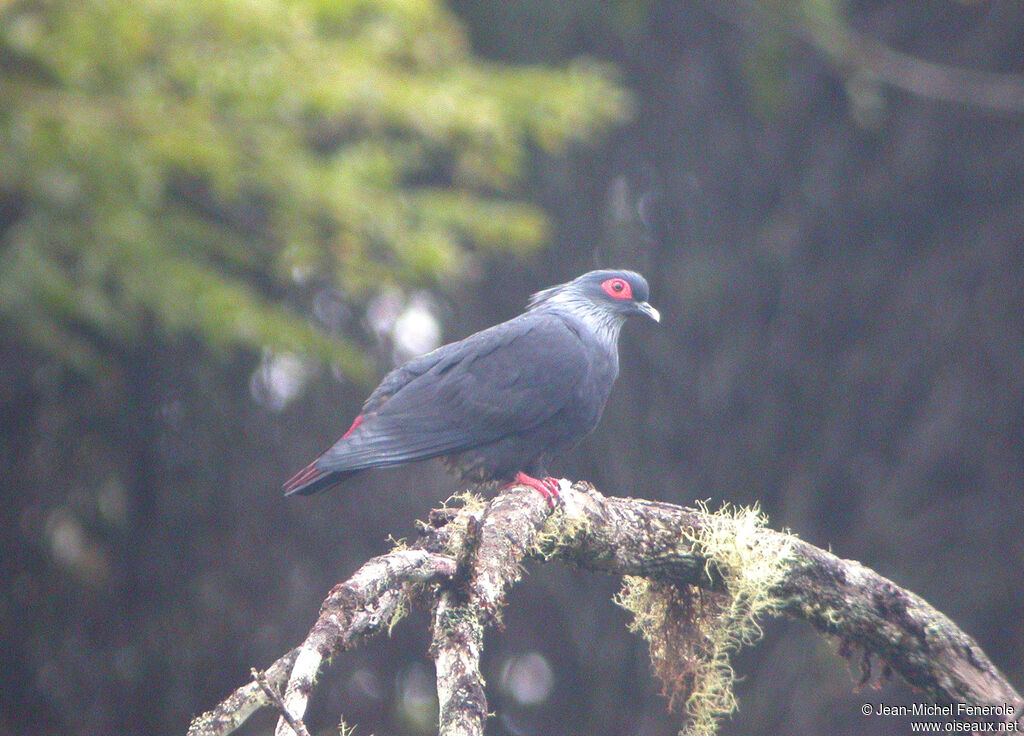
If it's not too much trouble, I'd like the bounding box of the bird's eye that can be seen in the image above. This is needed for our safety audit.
[601,277,633,300]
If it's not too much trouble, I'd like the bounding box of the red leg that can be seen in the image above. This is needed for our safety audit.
[500,471,562,508]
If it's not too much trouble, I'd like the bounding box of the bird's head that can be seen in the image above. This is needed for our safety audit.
[528,269,660,338]
[573,270,660,322]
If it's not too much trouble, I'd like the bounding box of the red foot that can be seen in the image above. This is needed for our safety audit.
[500,471,562,509]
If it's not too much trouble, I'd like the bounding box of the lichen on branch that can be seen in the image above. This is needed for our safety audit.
[615,503,794,736]
[188,483,1023,736]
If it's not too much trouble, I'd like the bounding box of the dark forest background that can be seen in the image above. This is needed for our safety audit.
[2,1,1023,735]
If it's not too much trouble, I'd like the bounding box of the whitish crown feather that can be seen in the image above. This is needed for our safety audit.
[526,276,628,346]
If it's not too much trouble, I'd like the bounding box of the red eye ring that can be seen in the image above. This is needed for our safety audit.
[601,277,633,300]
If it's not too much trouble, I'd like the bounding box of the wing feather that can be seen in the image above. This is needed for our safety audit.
[316,314,588,472]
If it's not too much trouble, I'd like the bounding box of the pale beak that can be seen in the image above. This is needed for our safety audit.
[636,301,661,323]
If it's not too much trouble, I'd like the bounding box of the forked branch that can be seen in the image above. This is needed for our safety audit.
[187,482,1023,736]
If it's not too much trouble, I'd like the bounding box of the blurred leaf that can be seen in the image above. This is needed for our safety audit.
[0,0,631,378]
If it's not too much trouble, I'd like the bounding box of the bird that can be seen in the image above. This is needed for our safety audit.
[283,269,660,505]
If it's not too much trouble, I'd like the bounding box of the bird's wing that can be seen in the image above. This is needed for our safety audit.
[316,315,590,472]
[360,340,456,414]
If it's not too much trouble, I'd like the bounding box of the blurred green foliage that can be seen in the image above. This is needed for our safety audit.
[0,0,631,376]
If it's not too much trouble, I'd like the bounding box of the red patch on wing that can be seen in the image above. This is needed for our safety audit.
[601,277,632,300]
[341,414,364,438]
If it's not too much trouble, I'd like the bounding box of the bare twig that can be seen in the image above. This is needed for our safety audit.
[252,668,312,736]
[273,648,323,736]
[187,648,299,736]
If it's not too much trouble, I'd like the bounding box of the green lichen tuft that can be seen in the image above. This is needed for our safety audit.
[443,490,487,514]
[616,502,794,736]
[387,593,411,637]
[531,501,593,560]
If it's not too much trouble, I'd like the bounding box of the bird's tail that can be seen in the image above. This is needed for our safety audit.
[282,460,356,496]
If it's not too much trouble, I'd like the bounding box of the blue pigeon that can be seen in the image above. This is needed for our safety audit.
[284,270,659,504]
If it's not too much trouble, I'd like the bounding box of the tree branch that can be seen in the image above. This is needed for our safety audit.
[839,31,1024,114]
[540,486,1023,716]
[188,482,1022,736]
[429,482,564,736]
[252,668,312,736]
[188,549,457,736]
[187,648,299,736]
[707,0,1024,114]
[431,589,487,736]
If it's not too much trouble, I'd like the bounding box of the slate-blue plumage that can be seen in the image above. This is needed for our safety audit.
[283,270,659,501]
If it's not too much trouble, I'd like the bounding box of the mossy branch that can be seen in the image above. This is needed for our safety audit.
[187,482,1023,736]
